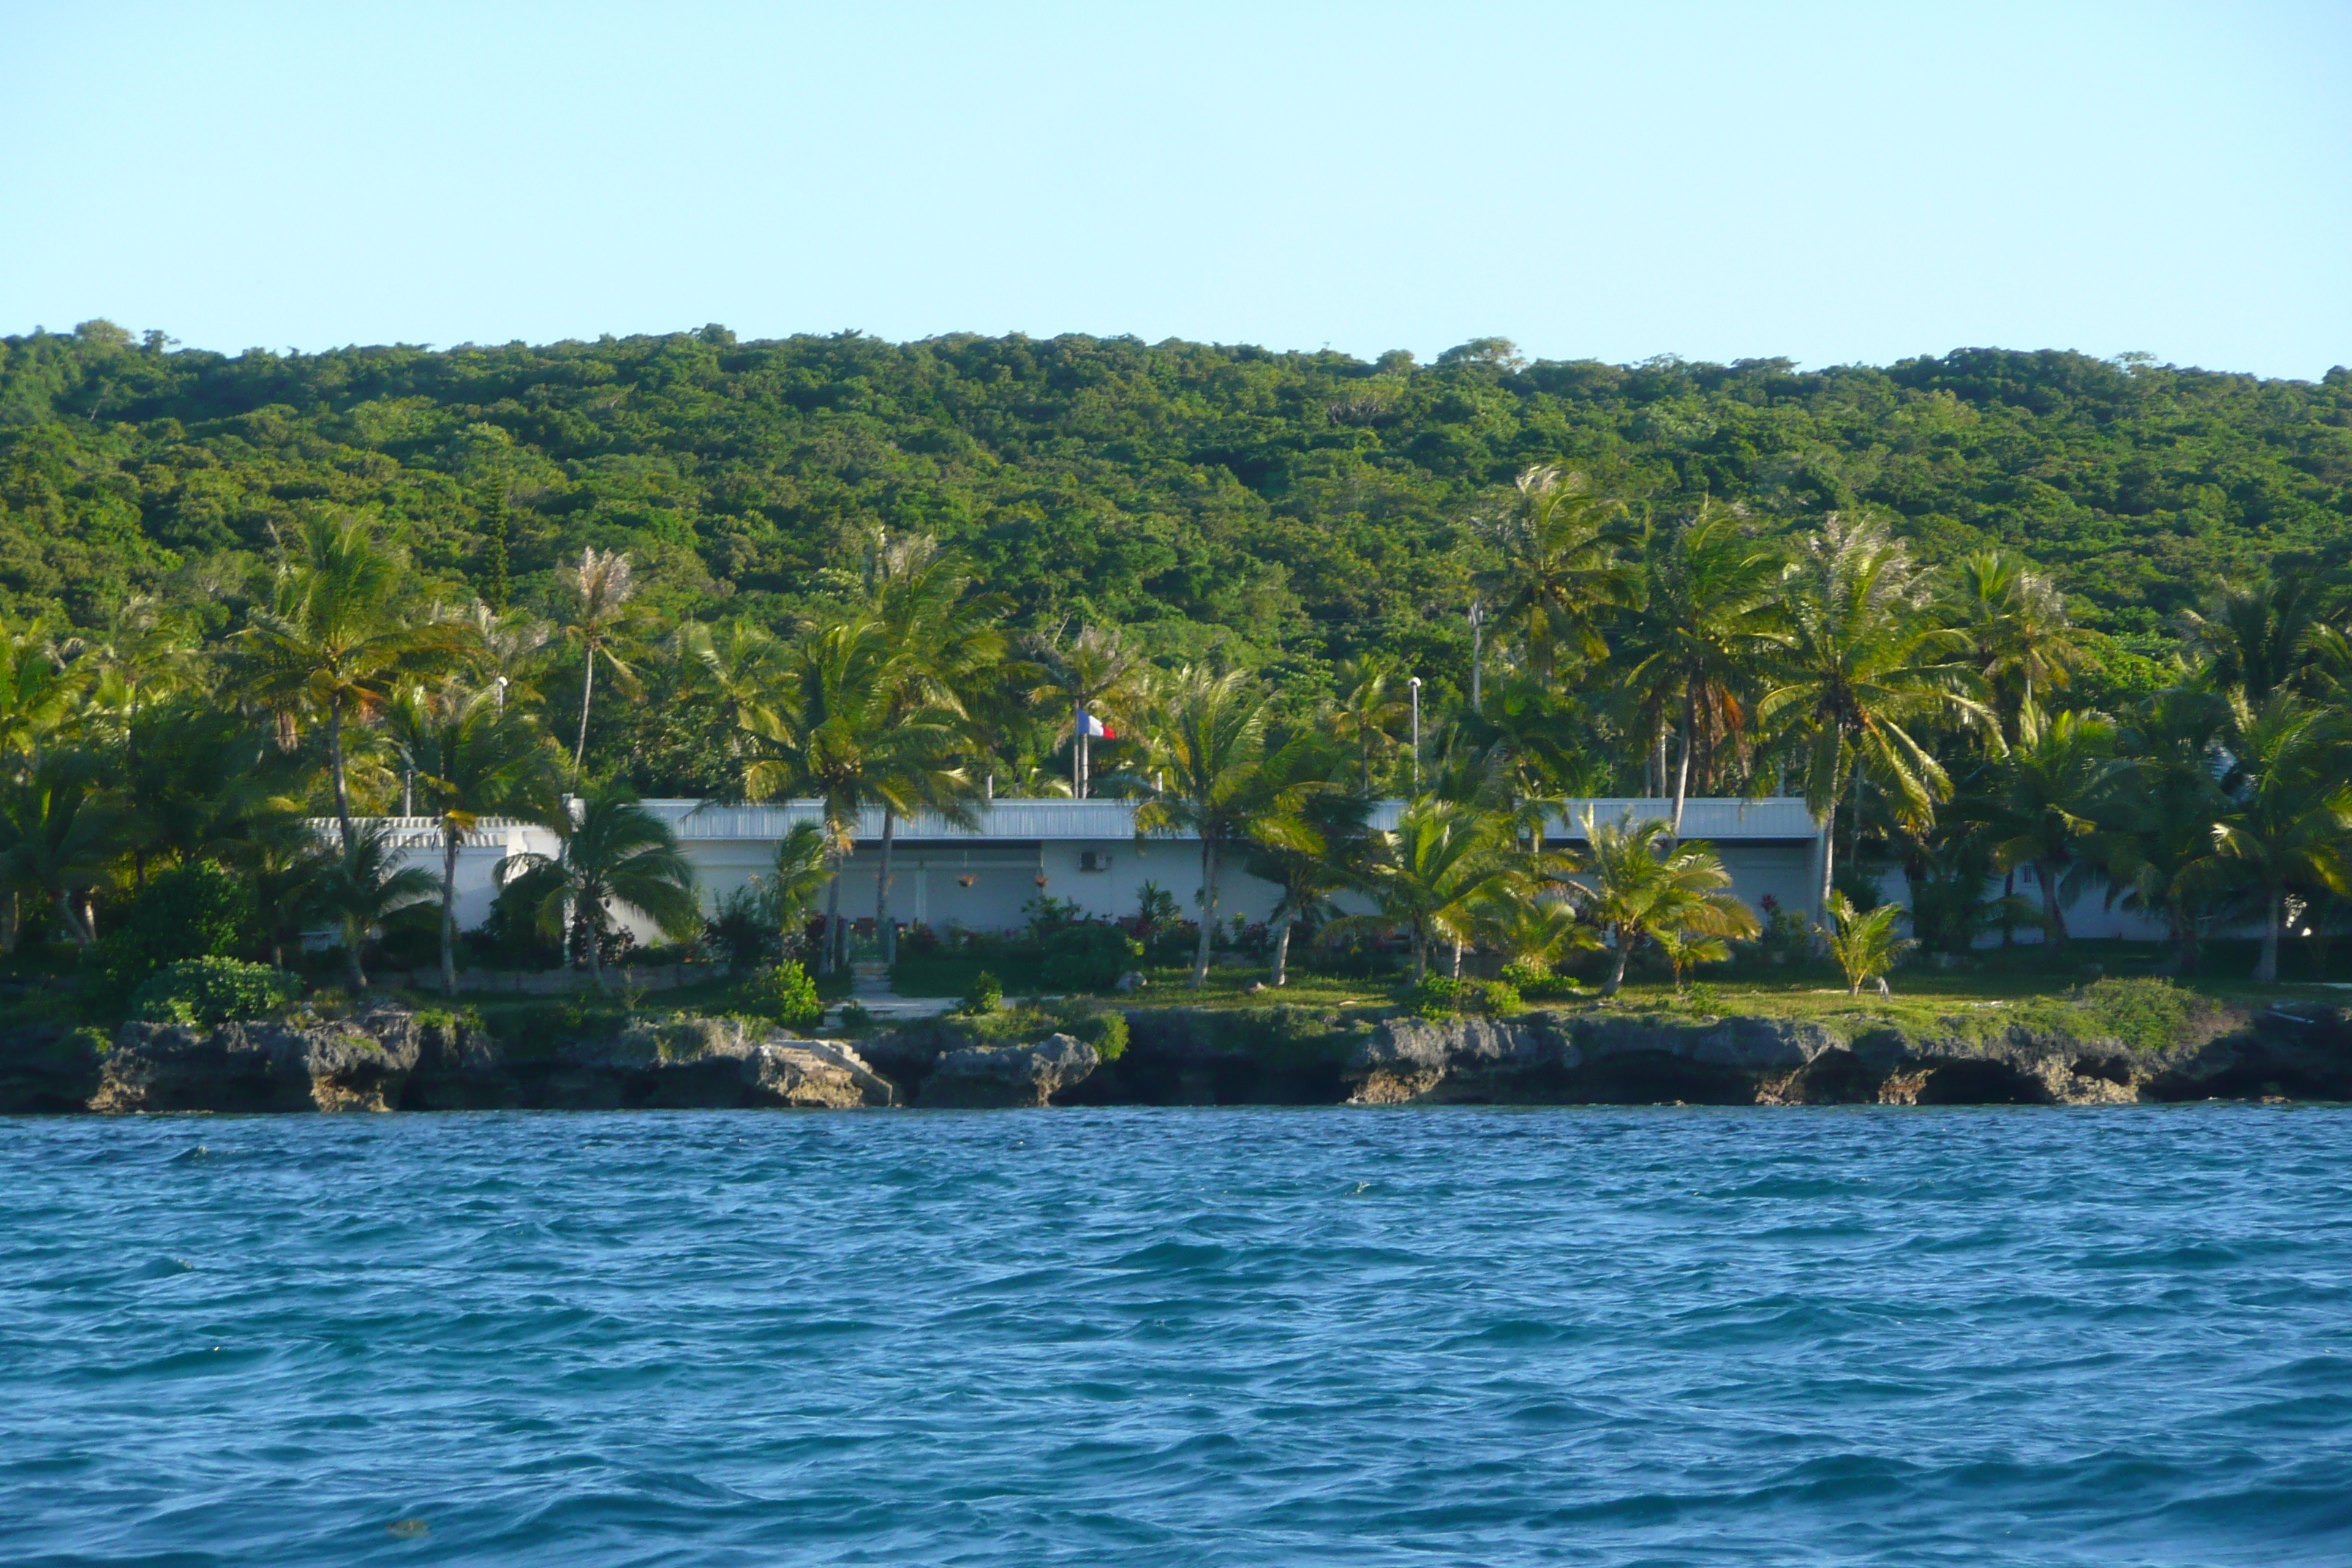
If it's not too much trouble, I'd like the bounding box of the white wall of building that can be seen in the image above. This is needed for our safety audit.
[351,798,2184,951]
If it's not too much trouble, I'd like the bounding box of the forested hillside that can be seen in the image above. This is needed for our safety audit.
[4,322,2348,693]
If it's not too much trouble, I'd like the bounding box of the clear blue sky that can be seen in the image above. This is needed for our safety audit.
[3,1,2346,377]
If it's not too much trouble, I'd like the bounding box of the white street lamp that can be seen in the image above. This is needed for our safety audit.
[1407,676,1422,791]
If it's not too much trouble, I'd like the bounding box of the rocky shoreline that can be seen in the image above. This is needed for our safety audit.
[5,996,2351,1115]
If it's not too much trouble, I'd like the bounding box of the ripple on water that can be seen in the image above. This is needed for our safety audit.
[2,1104,2350,1567]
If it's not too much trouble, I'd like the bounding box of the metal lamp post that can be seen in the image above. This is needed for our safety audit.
[1469,598,1482,712]
[1408,676,1422,790]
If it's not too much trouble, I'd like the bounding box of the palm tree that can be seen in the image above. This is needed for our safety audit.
[396,690,562,994]
[314,821,440,989]
[2176,574,2322,702]
[0,622,83,761]
[1820,892,1916,996]
[1757,515,1992,919]
[1471,886,1596,978]
[1949,550,2087,729]
[1132,665,1309,989]
[498,788,701,987]
[736,613,974,974]
[1027,625,1139,799]
[559,546,641,769]
[1575,810,1757,995]
[1622,501,1783,836]
[1482,466,1636,683]
[465,601,553,714]
[1329,655,1411,793]
[238,516,467,843]
[849,536,1003,964]
[1985,703,2121,955]
[1240,739,1370,988]
[2210,693,2352,982]
[1343,798,1513,984]
[2097,686,2234,975]
[758,821,832,962]
[0,749,124,947]
[241,823,337,970]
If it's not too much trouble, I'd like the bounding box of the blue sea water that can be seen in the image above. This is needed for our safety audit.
[3,1107,2350,1567]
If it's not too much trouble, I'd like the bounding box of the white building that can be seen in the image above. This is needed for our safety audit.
[368,795,2164,946]
[638,796,1830,936]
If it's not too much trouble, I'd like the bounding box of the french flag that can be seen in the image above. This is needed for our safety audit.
[1079,706,1115,740]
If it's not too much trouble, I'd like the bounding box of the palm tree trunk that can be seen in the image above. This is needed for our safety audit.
[875,809,898,966]
[2038,859,2068,954]
[820,867,841,977]
[584,890,605,988]
[1670,690,1695,841]
[344,919,368,989]
[440,824,461,995]
[1450,937,1463,978]
[1410,930,1426,984]
[1271,916,1292,987]
[2257,889,2283,982]
[1191,837,1217,990]
[574,647,596,769]
[328,691,353,845]
[1815,799,1837,920]
[1603,930,1633,995]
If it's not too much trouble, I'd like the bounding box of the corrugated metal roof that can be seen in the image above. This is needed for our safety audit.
[1365,796,1818,840]
[641,796,1819,843]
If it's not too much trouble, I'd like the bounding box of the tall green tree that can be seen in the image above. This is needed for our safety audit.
[559,546,641,769]
[499,788,701,987]
[736,613,970,974]
[1342,798,1513,984]
[394,689,563,994]
[1622,501,1784,835]
[1985,704,2121,955]
[238,516,467,843]
[1240,739,1368,989]
[1133,665,1308,989]
[314,821,439,989]
[1026,624,1139,801]
[1949,550,2087,728]
[2210,693,2352,982]
[0,749,124,947]
[848,535,1001,965]
[1757,516,1991,917]
[1572,810,1757,995]
[1482,466,1635,685]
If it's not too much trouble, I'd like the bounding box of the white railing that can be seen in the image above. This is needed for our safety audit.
[636,796,1820,843]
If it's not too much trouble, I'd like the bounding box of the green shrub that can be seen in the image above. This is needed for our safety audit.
[960,969,1003,1015]
[1400,976,1461,1019]
[1499,960,1582,1001]
[740,961,823,1029]
[836,1001,874,1035]
[1401,976,1527,1019]
[1039,923,1139,993]
[2071,976,2205,1052]
[129,958,298,1027]
[1066,1007,1129,1061]
[97,860,255,990]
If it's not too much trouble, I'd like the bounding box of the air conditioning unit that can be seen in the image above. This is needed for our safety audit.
[1078,851,1112,872]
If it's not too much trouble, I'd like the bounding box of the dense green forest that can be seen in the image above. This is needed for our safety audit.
[4,321,2352,992]
[6,322,2348,682]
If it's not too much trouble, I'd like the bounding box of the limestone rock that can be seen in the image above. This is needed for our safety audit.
[921,1033,1099,1108]
[94,1009,426,1113]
